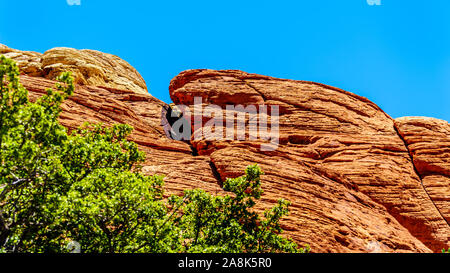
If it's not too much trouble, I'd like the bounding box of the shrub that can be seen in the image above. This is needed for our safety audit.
[0,55,306,253]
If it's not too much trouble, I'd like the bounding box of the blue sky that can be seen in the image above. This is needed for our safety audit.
[1,0,449,121]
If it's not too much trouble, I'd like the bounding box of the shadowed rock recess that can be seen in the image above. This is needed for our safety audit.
[2,45,449,253]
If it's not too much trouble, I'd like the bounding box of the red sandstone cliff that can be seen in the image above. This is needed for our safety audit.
[2,45,449,253]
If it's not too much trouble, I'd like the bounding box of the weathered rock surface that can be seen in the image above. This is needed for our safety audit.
[0,44,42,76]
[395,117,450,225]
[170,69,450,252]
[0,44,148,94]
[3,46,449,253]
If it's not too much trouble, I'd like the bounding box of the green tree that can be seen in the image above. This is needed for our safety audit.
[166,165,307,253]
[0,55,307,253]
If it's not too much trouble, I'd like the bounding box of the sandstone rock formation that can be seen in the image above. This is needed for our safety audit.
[2,45,449,253]
[0,44,42,76]
[0,44,148,94]
[395,117,450,225]
[169,69,450,253]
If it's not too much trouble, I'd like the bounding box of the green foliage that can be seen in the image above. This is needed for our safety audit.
[167,165,306,253]
[0,55,306,253]
[0,55,75,251]
[443,248,450,253]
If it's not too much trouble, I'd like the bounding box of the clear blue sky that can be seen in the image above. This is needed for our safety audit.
[1,0,449,121]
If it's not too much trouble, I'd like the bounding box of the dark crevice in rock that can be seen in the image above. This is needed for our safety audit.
[209,160,223,186]
[189,142,199,156]
[161,104,199,156]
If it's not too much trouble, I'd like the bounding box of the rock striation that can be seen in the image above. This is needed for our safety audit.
[395,117,450,226]
[169,69,450,252]
[0,44,148,94]
[2,45,449,253]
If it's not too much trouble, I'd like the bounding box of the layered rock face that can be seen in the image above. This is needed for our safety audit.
[169,70,450,252]
[2,45,449,252]
[0,44,148,94]
[395,117,450,225]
